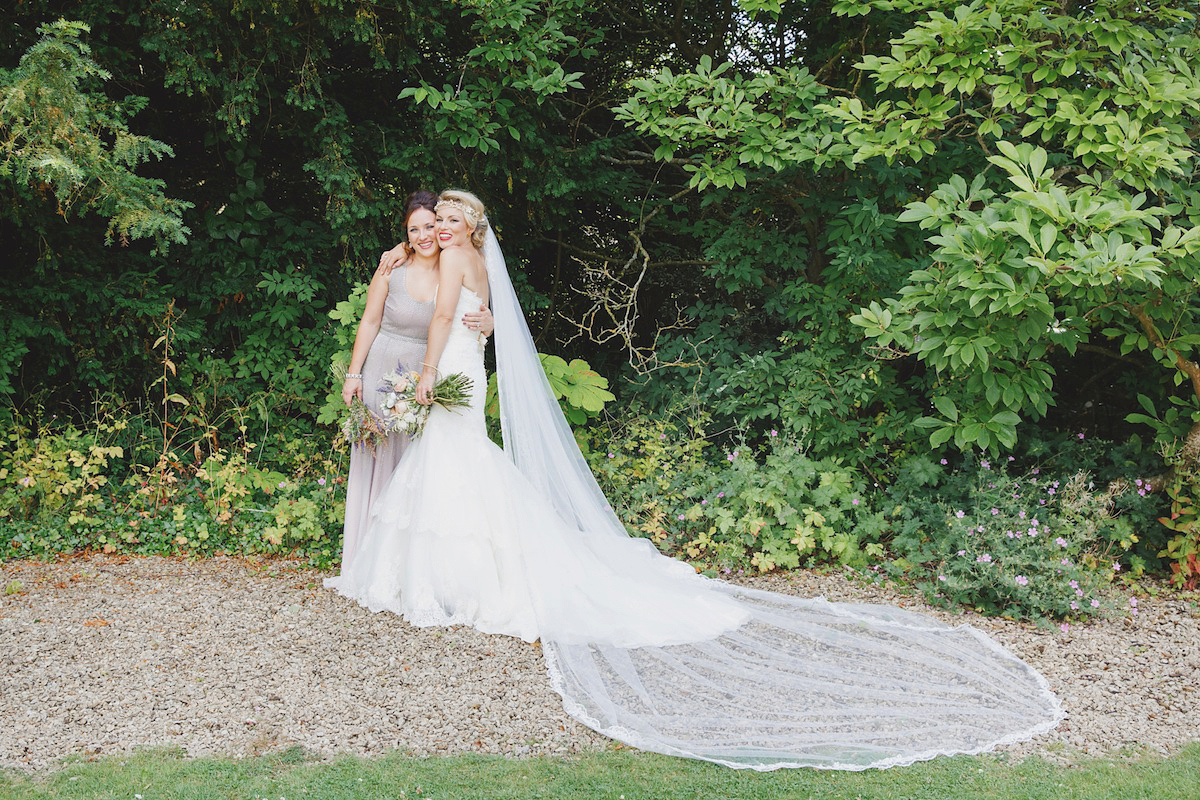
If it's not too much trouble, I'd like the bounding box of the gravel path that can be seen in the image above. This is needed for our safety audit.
[1,555,1197,772]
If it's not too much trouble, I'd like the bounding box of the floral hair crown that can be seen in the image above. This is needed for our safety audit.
[435,199,481,226]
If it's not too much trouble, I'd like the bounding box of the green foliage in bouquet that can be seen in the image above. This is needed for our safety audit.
[325,282,613,434]
[339,396,390,453]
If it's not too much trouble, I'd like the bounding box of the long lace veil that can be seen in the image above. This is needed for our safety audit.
[482,227,1063,770]
[483,227,633,541]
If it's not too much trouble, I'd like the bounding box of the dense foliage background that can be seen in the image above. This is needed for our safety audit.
[3,0,1199,615]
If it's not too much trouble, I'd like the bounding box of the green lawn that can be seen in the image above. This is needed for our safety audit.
[2,744,1198,800]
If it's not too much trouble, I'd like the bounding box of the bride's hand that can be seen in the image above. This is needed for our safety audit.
[462,304,494,336]
[376,243,410,276]
[416,371,435,406]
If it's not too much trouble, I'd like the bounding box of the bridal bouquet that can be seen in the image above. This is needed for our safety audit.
[378,368,474,438]
[339,367,473,451]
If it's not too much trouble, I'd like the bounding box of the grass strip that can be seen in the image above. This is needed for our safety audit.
[1,743,1198,800]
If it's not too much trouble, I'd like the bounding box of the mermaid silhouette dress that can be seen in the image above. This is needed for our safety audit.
[326,245,1063,771]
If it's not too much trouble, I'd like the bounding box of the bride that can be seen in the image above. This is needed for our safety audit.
[326,189,1064,770]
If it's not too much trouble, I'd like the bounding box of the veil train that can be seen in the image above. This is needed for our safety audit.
[482,227,1063,770]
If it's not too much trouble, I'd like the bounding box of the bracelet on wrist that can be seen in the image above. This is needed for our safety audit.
[345,373,363,380]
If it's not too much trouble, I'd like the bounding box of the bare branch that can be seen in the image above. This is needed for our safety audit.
[1126,302,1200,404]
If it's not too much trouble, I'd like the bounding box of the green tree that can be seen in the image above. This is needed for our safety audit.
[0,19,189,397]
[830,0,1200,459]
[3,0,899,452]
[608,0,1200,467]
[0,20,189,247]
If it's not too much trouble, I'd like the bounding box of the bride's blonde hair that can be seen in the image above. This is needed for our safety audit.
[436,189,489,249]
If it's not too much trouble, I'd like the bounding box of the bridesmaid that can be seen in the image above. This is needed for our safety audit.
[338,190,493,570]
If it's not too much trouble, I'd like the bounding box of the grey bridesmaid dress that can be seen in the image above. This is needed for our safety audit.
[340,266,435,569]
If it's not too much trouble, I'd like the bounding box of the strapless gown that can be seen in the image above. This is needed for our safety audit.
[326,283,1063,771]
[324,285,748,647]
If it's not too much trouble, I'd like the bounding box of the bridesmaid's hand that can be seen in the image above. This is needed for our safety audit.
[376,243,410,276]
[342,377,363,406]
[462,304,494,336]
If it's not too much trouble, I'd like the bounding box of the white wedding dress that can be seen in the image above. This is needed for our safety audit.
[326,285,749,648]
[326,229,1064,771]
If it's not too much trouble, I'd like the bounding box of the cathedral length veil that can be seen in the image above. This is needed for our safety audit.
[481,227,1064,770]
